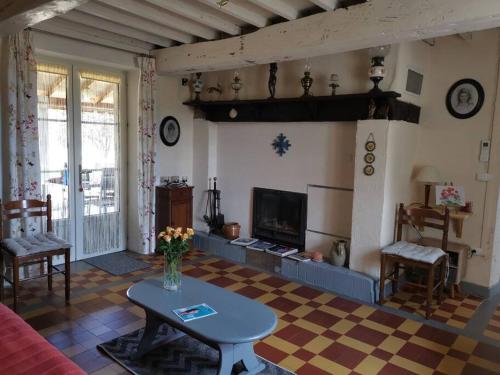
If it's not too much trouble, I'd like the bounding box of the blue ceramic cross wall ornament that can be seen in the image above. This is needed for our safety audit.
[272,133,291,157]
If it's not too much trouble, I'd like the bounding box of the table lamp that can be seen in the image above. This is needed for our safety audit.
[416,166,441,208]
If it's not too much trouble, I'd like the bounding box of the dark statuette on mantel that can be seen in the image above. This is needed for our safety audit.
[268,62,278,99]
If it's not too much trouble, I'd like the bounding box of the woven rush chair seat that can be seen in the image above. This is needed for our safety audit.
[1,232,71,257]
[381,241,446,264]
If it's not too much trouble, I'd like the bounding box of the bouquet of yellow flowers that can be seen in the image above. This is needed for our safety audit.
[157,227,195,290]
[157,226,195,260]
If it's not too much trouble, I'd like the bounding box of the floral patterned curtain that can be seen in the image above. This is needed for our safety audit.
[137,57,157,253]
[6,30,41,236]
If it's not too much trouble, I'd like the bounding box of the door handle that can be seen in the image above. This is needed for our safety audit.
[79,164,84,192]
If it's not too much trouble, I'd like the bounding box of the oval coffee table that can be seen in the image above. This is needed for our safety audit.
[127,276,277,375]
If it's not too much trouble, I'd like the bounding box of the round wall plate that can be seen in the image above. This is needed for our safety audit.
[365,141,376,152]
[363,165,375,176]
[364,153,375,164]
[159,116,180,146]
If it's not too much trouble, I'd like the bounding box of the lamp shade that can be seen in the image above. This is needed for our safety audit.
[416,165,441,184]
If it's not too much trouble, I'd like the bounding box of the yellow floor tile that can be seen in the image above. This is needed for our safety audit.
[409,336,448,354]
[330,319,357,335]
[397,319,422,335]
[310,355,351,375]
[303,335,333,353]
[379,336,406,354]
[337,335,375,354]
[289,304,315,318]
[390,355,434,375]
[352,305,375,318]
[354,355,387,375]
[437,355,466,374]
[262,335,299,354]
[294,318,328,335]
[278,355,306,372]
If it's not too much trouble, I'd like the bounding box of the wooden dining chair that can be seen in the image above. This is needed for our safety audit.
[0,195,72,312]
[379,203,449,319]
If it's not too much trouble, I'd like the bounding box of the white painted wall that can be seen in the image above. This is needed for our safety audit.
[350,120,390,277]
[214,121,356,253]
[155,75,194,185]
[192,119,218,232]
[408,30,500,287]
[380,122,420,246]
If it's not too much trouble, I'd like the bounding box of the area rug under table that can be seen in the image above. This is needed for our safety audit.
[98,324,294,375]
[84,252,150,276]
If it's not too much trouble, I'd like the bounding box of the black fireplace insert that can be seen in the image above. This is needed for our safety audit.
[252,187,307,250]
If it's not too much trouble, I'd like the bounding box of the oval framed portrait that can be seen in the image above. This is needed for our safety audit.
[159,116,180,146]
[446,79,484,119]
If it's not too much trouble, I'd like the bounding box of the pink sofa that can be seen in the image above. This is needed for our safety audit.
[0,303,86,375]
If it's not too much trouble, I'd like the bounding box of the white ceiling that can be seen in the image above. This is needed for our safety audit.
[32,0,360,54]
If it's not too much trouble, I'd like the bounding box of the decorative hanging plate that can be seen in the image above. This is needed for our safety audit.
[364,153,375,164]
[363,165,375,176]
[365,132,376,152]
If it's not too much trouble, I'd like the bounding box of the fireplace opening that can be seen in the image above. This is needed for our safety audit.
[252,187,307,250]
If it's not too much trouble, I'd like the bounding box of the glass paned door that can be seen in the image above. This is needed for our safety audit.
[37,64,73,252]
[36,61,126,261]
[77,71,123,257]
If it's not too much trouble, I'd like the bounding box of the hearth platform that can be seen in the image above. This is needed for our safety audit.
[193,232,377,304]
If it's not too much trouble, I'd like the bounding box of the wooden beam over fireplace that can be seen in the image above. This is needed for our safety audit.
[154,0,500,75]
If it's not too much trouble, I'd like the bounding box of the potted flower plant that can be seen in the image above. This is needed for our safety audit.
[157,226,194,291]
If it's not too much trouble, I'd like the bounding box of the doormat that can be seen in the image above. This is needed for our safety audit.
[84,252,150,276]
[98,324,294,375]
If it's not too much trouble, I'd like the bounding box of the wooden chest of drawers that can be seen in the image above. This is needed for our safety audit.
[155,185,193,238]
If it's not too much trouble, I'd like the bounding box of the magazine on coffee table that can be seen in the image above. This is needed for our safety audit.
[173,303,217,322]
[247,240,274,251]
[266,245,298,257]
[230,237,259,246]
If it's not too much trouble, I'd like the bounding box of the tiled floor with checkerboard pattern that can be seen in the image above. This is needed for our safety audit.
[383,283,483,329]
[484,304,500,341]
[2,250,500,375]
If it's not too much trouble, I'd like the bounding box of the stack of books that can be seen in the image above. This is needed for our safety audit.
[246,240,274,251]
[265,245,298,257]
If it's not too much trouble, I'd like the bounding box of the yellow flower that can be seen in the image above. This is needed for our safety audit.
[158,231,166,239]
[176,227,182,233]
[186,228,194,236]
[173,231,180,239]
[163,235,171,243]
[182,233,189,241]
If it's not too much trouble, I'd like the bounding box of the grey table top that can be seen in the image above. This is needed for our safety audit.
[127,276,277,345]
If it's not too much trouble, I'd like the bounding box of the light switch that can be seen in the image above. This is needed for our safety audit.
[479,139,491,162]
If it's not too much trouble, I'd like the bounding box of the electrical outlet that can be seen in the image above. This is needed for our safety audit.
[471,248,484,256]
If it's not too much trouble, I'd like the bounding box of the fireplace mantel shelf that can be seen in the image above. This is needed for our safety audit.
[183,91,420,124]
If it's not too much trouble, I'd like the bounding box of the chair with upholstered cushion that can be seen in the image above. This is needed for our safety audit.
[379,203,448,319]
[0,195,71,312]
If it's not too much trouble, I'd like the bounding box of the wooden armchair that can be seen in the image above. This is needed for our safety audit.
[0,195,71,312]
[379,203,449,319]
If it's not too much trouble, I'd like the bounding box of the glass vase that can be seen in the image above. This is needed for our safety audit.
[163,253,182,291]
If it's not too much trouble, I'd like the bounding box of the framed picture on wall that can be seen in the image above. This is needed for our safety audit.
[159,116,180,146]
[446,79,484,119]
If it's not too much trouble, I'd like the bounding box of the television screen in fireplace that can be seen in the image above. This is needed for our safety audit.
[252,187,307,250]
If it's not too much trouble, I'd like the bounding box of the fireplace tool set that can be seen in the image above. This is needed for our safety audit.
[204,177,225,234]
